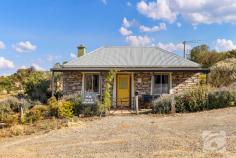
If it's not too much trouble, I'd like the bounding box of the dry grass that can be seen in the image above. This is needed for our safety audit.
[0,118,69,138]
[0,107,236,158]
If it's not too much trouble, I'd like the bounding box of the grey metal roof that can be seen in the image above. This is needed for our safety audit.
[63,46,201,68]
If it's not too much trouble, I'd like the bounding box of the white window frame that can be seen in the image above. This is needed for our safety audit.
[151,72,172,95]
[82,72,101,94]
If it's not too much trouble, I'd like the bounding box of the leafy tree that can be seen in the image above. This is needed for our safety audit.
[190,44,209,62]
[0,77,14,93]
[23,72,51,103]
[226,49,236,58]
[190,44,227,68]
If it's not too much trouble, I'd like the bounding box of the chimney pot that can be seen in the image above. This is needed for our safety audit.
[77,44,86,57]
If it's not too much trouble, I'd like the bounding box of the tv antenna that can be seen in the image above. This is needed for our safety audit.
[183,40,201,59]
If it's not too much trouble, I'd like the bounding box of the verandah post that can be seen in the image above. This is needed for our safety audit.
[135,91,139,114]
[51,71,55,97]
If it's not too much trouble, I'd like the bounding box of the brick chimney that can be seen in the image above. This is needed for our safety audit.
[77,44,86,57]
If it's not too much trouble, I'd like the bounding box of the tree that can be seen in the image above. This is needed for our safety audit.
[0,76,14,93]
[190,44,209,62]
[190,44,227,68]
[23,72,51,103]
[226,49,236,58]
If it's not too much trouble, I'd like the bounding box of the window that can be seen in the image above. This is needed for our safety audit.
[119,77,128,89]
[84,74,99,93]
[153,74,169,95]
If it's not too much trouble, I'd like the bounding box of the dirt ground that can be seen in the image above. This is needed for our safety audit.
[0,108,236,158]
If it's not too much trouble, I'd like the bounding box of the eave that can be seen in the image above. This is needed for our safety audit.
[51,67,209,73]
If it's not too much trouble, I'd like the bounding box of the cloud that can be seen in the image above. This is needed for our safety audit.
[137,0,176,23]
[177,22,182,28]
[127,1,132,7]
[0,41,6,49]
[126,35,152,46]
[0,57,15,69]
[139,23,167,32]
[13,41,37,53]
[32,64,45,71]
[214,39,236,52]
[70,53,77,58]
[119,26,133,36]
[122,17,136,28]
[137,0,236,24]
[101,0,107,5]
[157,42,191,52]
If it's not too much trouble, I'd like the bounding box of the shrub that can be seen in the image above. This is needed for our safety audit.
[9,125,24,136]
[209,58,236,87]
[99,70,117,114]
[26,105,49,123]
[0,97,22,113]
[48,96,59,117]
[152,95,172,114]
[0,114,19,126]
[83,104,99,116]
[208,90,236,109]
[175,86,209,113]
[64,93,81,116]
[58,100,73,119]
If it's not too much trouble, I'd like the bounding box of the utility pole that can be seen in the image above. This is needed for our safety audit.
[183,41,186,59]
[182,40,201,59]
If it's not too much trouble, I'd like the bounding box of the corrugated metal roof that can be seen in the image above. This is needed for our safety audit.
[63,46,201,68]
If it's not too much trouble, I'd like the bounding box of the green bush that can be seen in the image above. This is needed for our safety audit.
[0,97,22,113]
[64,93,81,116]
[23,71,51,103]
[26,105,49,123]
[175,86,209,113]
[208,90,236,109]
[152,95,172,114]
[58,100,73,119]
[48,96,59,117]
[99,70,116,114]
[83,104,98,116]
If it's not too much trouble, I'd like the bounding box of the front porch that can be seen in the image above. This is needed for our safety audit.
[51,70,207,110]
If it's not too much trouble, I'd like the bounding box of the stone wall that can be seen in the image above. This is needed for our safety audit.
[134,72,152,95]
[62,71,201,97]
[63,71,82,95]
[171,72,201,94]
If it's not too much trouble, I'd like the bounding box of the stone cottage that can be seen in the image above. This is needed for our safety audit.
[51,45,209,108]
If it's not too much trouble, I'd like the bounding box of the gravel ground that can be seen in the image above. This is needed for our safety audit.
[0,107,236,158]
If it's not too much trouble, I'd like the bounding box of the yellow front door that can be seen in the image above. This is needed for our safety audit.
[117,74,130,107]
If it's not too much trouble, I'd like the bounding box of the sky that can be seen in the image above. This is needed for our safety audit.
[1,0,236,76]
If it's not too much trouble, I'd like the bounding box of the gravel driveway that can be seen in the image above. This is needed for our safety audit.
[0,108,236,158]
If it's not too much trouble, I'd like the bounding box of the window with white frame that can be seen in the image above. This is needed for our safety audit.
[152,74,170,95]
[84,74,100,93]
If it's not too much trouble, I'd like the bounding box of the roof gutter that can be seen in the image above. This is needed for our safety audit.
[51,67,209,73]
